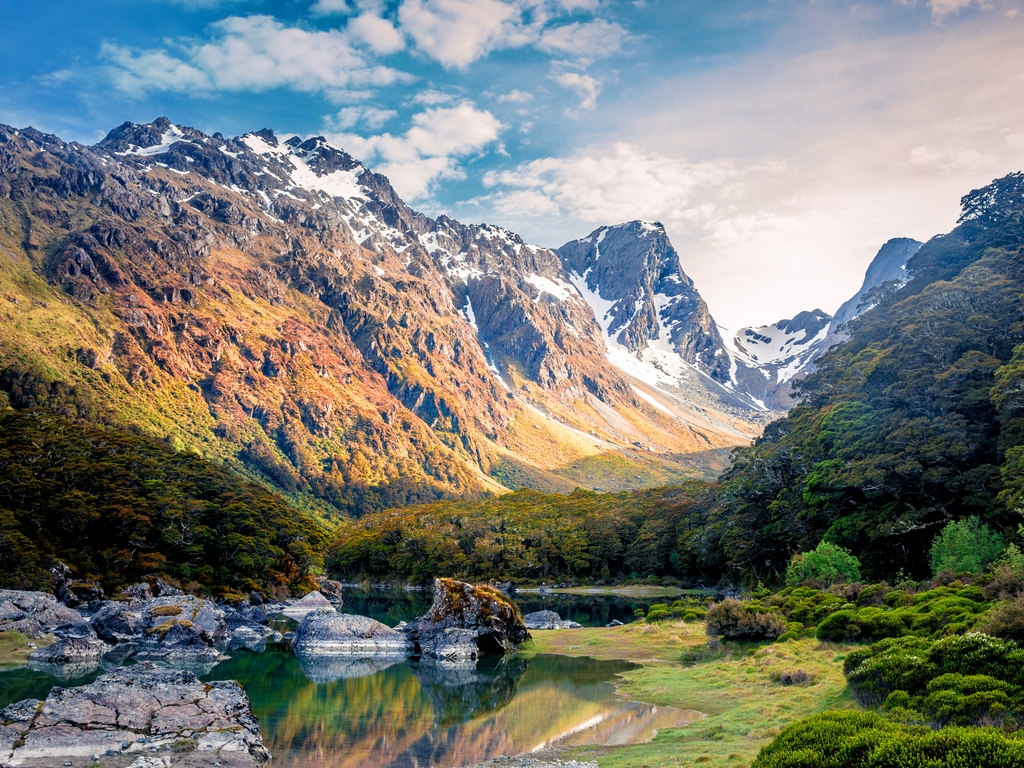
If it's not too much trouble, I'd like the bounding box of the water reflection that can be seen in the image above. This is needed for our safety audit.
[200,648,699,768]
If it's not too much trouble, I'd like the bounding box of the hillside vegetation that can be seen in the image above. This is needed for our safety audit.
[0,409,328,594]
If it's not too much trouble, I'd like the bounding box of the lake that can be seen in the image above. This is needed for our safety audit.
[0,590,702,767]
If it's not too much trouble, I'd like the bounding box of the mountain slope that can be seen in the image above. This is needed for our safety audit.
[0,118,764,516]
[672,172,1024,582]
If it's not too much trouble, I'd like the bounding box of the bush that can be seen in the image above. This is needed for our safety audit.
[976,596,1024,642]
[929,517,1003,577]
[785,541,862,588]
[751,711,1024,768]
[705,598,787,641]
[645,609,670,622]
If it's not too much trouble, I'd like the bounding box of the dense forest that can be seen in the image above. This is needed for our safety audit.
[0,409,328,594]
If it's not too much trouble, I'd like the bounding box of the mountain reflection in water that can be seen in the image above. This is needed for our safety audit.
[205,646,701,768]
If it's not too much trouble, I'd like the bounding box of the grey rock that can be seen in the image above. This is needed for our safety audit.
[280,590,335,619]
[134,596,228,664]
[406,579,530,658]
[522,611,582,630]
[606,619,624,627]
[318,580,344,606]
[0,663,269,766]
[0,590,84,639]
[29,634,108,665]
[89,602,141,643]
[291,609,412,657]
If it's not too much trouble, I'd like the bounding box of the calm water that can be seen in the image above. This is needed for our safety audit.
[0,591,702,767]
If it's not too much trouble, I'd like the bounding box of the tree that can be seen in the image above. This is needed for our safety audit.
[785,541,862,588]
[929,517,1003,576]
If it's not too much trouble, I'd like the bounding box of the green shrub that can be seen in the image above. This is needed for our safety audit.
[977,596,1024,642]
[751,711,1024,768]
[705,598,787,641]
[785,541,862,588]
[929,517,1003,577]
[816,610,862,642]
[645,609,670,622]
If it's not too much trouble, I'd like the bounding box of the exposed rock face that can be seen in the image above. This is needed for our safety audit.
[408,579,530,659]
[557,221,730,381]
[134,596,229,663]
[90,601,143,643]
[280,590,335,619]
[28,621,108,666]
[0,590,82,638]
[291,609,412,656]
[522,610,582,630]
[0,663,269,767]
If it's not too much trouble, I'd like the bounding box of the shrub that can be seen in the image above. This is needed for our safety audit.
[929,517,1003,577]
[770,669,814,686]
[705,598,786,641]
[645,609,670,622]
[751,711,1024,768]
[785,541,862,588]
[816,610,862,642]
[976,596,1024,642]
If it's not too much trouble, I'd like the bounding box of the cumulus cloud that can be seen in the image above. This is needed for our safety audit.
[928,0,982,18]
[397,0,524,68]
[101,15,411,96]
[328,105,398,129]
[480,142,737,223]
[553,72,601,111]
[329,103,504,199]
[537,19,627,57]
[347,14,406,54]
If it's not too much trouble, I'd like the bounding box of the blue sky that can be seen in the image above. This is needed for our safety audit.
[2,0,1023,329]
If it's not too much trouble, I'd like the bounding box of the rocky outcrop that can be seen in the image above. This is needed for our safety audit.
[318,580,345,607]
[291,609,412,656]
[134,596,229,664]
[0,590,83,639]
[522,610,582,630]
[407,579,530,659]
[0,663,269,767]
[90,601,143,643]
[280,590,335,619]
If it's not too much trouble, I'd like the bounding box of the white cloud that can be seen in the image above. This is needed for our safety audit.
[347,13,406,54]
[101,15,411,96]
[328,105,398,129]
[309,0,353,14]
[537,19,627,57]
[328,103,504,199]
[480,142,738,224]
[397,0,524,68]
[909,144,998,171]
[553,72,601,111]
[412,89,457,104]
[498,89,534,103]
[928,0,982,18]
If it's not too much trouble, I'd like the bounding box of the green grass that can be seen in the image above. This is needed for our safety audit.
[0,630,52,669]
[525,621,860,768]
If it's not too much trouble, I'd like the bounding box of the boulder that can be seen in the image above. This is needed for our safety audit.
[318,579,345,606]
[418,628,480,660]
[0,663,269,767]
[134,596,229,664]
[90,601,142,642]
[291,609,412,657]
[407,579,530,658]
[0,590,83,639]
[281,590,335,619]
[223,609,278,651]
[606,619,624,627]
[522,610,583,630]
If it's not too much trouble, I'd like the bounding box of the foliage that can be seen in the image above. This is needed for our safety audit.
[751,711,1024,768]
[785,541,862,587]
[815,584,987,642]
[0,409,328,593]
[705,598,787,641]
[327,484,710,582]
[929,517,1004,577]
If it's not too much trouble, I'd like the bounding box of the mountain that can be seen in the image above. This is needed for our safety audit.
[718,237,923,410]
[671,171,1024,582]
[0,118,767,518]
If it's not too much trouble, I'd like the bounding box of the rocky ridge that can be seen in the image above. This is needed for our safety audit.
[0,117,765,513]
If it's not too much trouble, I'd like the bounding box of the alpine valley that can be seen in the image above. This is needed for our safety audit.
[0,117,913,523]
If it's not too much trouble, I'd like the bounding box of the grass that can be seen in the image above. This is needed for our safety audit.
[523,620,860,768]
[0,630,53,669]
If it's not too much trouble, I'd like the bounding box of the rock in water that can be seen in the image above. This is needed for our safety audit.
[291,609,412,656]
[281,590,335,619]
[134,595,229,664]
[90,601,142,643]
[408,579,530,659]
[522,610,583,630]
[0,663,269,767]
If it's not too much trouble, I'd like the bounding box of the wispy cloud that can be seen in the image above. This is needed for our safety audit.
[553,72,601,112]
